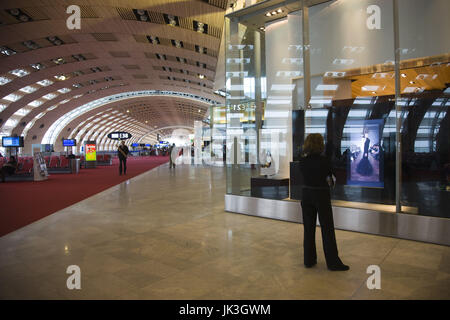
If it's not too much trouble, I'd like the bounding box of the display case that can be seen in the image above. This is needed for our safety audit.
[224,0,450,245]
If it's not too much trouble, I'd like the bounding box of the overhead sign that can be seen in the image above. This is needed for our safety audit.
[107,132,132,140]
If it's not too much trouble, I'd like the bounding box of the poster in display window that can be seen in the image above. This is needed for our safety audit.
[85,143,97,161]
[346,119,384,188]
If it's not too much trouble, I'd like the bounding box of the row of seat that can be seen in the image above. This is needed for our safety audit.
[0,157,34,174]
[44,156,70,169]
[1,154,113,169]
[79,154,112,163]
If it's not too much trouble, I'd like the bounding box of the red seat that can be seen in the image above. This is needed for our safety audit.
[104,154,111,162]
[44,156,50,166]
[17,160,33,174]
[48,156,60,168]
[97,154,104,161]
[59,156,69,168]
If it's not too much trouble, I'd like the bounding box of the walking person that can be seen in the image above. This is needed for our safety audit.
[299,133,349,271]
[117,140,129,175]
[168,143,176,169]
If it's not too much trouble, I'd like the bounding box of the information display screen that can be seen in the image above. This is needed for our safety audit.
[63,139,76,147]
[131,143,139,147]
[346,119,384,188]
[85,143,97,161]
[2,136,24,147]
[108,132,132,140]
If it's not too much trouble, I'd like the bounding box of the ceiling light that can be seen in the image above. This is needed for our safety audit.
[72,54,86,61]
[198,74,205,79]
[9,69,30,77]
[43,93,57,100]
[37,79,53,86]
[47,36,64,46]
[23,40,39,50]
[0,76,12,85]
[31,63,45,70]
[265,12,271,17]
[3,93,22,102]
[167,15,177,26]
[20,86,38,93]
[0,46,17,56]
[172,40,183,48]
[29,100,43,107]
[156,53,166,60]
[53,57,65,65]
[409,81,415,84]
[58,88,71,93]
[271,11,276,15]
[9,8,20,16]
[277,9,283,13]
[401,73,406,78]
[54,75,67,81]
[148,36,160,44]
[196,22,205,33]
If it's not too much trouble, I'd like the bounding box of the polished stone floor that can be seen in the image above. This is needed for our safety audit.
[0,164,449,300]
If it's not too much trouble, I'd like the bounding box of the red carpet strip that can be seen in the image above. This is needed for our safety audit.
[0,156,168,237]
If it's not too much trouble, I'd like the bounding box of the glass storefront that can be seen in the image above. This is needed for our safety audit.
[225,0,449,218]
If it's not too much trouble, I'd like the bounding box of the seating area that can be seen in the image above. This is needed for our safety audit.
[44,155,71,173]
[79,154,112,168]
[1,157,34,181]
[96,154,112,165]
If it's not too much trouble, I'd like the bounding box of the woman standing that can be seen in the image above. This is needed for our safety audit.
[299,134,349,271]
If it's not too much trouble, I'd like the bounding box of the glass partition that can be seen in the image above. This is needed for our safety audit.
[225,16,266,196]
[398,0,450,217]
[225,0,449,218]
[307,0,396,208]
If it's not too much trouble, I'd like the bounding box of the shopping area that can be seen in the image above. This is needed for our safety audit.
[0,0,449,301]
[0,136,175,182]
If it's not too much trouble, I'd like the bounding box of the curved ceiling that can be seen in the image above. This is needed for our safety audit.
[0,0,228,152]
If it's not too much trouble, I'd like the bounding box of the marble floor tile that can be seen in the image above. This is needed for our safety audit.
[0,164,448,300]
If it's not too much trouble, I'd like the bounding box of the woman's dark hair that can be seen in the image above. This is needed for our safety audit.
[303,133,325,156]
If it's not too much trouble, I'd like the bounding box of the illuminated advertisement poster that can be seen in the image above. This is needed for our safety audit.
[85,143,97,161]
[347,119,384,188]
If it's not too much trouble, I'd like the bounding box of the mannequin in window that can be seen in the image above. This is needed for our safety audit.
[356,131,373,176]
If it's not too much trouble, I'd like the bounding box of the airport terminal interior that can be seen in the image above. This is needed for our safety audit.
[0,0,449,300]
